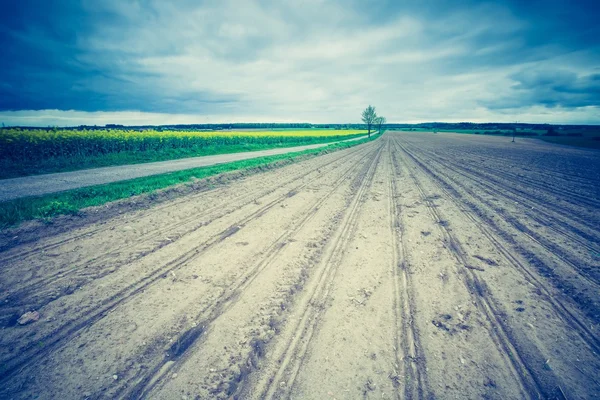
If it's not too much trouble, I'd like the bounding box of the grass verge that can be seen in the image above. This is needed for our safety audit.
[0,136,376,229]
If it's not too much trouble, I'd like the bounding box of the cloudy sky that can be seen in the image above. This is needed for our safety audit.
[0,0,599,126]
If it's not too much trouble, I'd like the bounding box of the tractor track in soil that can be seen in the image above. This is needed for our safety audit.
[392,138,543,398]
[415,144,600,237]
[396,139,600,354]
[251,142,384,399]
[400,141,600,289]
[406,143,600,294]
[0,142,378,385]
[118,143,382,399]
[387,142,429,399]
[0,144,369,325]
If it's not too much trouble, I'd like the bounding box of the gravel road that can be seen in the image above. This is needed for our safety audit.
[1,132,599,399]
[0,136,366,202]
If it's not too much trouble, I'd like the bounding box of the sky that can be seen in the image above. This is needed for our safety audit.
[0,0,599,126]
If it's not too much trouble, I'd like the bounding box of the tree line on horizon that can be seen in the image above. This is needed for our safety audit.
[1,121,596,133]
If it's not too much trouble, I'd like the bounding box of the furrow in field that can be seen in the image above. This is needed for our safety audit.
[246,142,384,399]
[389,139,530,398]
[440,148,600,209]
[0,143,376,389]
[0,143,367,261]
[143,138,384,400]
[421,148,600,292]
[113,143,379,399]
[413,136,600,219]
[388,142,428,399]
[425,134,600,197]
[0,145,371,326]
[275,140,410,399]
[392,137,545,398]
[0,142,378,398]
[394,134,600,398]
[426,147,600,252]
[413,143,600,236]
[402,142,600,289]
[399,140,600,350]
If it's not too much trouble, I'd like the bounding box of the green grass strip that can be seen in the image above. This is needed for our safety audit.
[0,136,376,229]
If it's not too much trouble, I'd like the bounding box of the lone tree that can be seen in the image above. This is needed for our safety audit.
[375,116,386,135]
[361,105,377,138]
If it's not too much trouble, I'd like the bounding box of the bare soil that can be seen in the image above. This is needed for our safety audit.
[1,132,599,399]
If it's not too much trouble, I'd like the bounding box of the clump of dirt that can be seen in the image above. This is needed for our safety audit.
[473,254,499,266]
[431,312,472,334]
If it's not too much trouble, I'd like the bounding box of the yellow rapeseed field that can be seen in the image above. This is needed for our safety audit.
[0,128,366,161]
[194,129,365,137]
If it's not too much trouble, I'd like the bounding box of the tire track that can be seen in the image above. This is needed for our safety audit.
[0,143,378,384]
[396,140,600,355]
[408,143,600,237]
[0,144,371,322]
[391,137,544,399]
[0,143,369,263]
[114,141,381,399]
[432,153,600,252]
[402,142,600,287]
[251,141,384,400]
[423,145,600,247]
[1,142,367,265]
[467,162,600,209]
[387,141,428,399]
[427,144,600,208]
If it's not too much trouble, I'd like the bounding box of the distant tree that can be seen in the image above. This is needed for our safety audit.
[361,105,377,138]
[546,126,558,136]
[375,116,386,135]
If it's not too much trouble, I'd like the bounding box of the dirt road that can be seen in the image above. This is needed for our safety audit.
[1,132,599,399]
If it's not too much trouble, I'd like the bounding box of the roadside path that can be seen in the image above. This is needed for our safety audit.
[0,136,367,202]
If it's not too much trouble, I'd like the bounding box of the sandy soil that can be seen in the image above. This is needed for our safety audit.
[1,132,599,399]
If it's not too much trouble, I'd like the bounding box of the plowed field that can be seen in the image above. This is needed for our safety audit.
[1,132,599,399]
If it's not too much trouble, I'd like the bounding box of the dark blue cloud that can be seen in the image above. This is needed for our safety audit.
[483,67,600,109]
[0,1,113,110]
[0,0,230,113]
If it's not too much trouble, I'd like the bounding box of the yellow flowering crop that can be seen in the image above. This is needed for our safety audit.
[0,128,366,161]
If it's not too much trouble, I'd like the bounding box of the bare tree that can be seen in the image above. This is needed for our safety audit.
[361,105,377,138]
[375,116,386,135]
